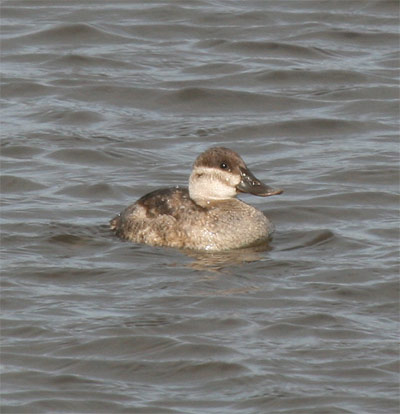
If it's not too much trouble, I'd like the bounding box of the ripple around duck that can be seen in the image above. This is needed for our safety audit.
[42,54,134,69]
[294,29,399,47]
[255,68,378,85]
[1,175,47,193]
[321,281,400,304]
[1,145,44,159]
[3,354,248,385]
[259,321,370,340]
[55,183,118,200]
[215,41,329,59]
[300,191,398,207]
[155,87,319,114]
[1,80,55,98]
[26,108,105,125]
[2,23,134,46]
[46,148,122,165]
[1,393,131,414]
[50,335,238,361]
[183,62,245,75]
[316,166,398,186]
[278,229,335,251]
[64,84,321,113]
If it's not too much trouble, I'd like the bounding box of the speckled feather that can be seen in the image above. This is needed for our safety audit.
[110,147,280,251]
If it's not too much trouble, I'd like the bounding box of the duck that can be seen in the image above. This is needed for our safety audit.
[110,147,282,251]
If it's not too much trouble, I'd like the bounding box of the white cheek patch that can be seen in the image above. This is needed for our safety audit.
[189,167,240,201]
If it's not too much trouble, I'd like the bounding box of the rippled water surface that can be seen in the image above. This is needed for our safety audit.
[1,1,399,413]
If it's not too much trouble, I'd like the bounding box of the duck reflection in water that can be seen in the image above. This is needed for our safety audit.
[183,242,273,272]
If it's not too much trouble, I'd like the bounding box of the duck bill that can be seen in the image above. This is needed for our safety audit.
[237,167,283,197]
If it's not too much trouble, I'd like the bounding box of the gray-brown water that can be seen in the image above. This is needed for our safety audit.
[1,1,399,413]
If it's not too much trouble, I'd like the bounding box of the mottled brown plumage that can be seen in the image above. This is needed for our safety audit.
[110,147,282,251]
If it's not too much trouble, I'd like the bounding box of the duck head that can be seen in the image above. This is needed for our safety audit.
[189,147,283,203]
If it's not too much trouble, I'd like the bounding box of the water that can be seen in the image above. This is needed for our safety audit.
[1,1,399,413]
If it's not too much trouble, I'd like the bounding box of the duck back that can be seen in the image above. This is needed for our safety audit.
[110,187,273,251]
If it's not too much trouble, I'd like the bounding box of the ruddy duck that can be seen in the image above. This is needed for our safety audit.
[110,147,282,251]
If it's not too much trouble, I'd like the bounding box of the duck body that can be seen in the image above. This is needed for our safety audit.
[111,186,272,251]
[110,147,282,251]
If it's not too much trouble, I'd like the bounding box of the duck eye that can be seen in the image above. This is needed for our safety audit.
[220,162,228,169]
